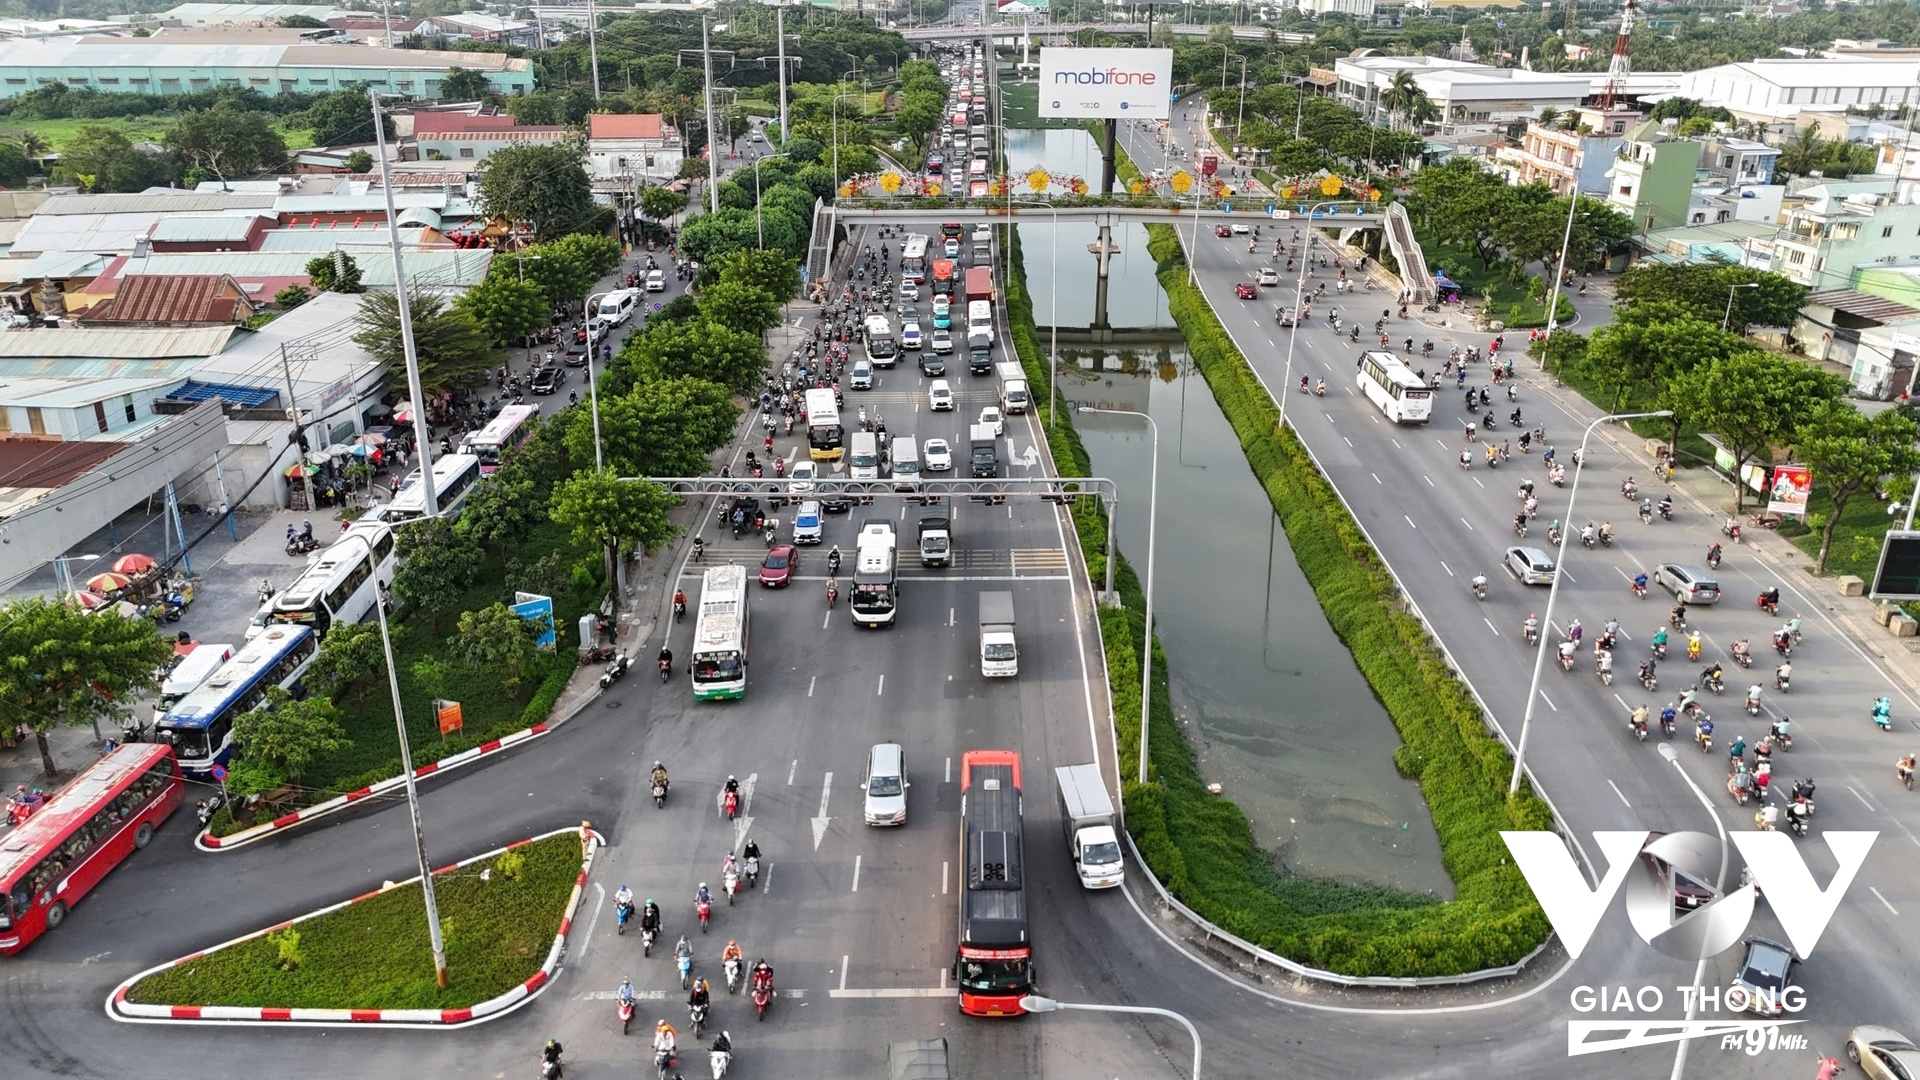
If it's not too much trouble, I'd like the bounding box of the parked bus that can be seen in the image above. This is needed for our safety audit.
[152,642,235,723]
[1356,350,1434,424]
[377,453,482,524]
[271,519,397,635]
[851,521,898,627]
[900,233,929,284]
[0,744,183,954]
[457,404,539,475]
[805,388,843,462]
[955,749,1031,1016]
[155,625,318,778]
[691,563,750,700]
[930,259,956,297]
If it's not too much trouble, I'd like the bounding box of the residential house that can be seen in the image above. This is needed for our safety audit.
[1493,105,1642,195]
[1606,120,1699,238]
[586,114,685,193]
[1698,136,1779,187]
[1759,180,1920,289]
[411,111,566,163]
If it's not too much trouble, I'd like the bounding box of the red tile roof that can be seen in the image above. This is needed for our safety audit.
[412,112,522,135]
[589,114,665,140]
[80,274,255,326]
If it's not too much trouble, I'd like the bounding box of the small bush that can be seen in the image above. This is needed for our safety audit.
[268,927,302,972]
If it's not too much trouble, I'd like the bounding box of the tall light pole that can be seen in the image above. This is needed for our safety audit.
[513,252,542,369]
[753,152,790,248]
[701,13,721,214]
[1018,199,1059,427]
[1722,281,1760,332]
[1021,995,1201,1079]
[334,529,449,988]
[1080,407,1158,785]
[1541,184,1582,346]
[1233,55,1249,137]
[1655,741,1730,1080]
[831,67,861,193]
[1508,409,1674,796]
[583,291,610,474]
[1278,200,1340,427]
[370,90,437,517]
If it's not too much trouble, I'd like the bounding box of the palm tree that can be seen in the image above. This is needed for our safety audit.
[1379,71,1419,130]
[1406,93,1440,133]
[1775,126,1827,178]
[1537,105,1562,128]
[16,131,48,162]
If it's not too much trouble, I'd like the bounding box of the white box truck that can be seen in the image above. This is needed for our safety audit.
[1054,763,1124,888]
[995,361,1030,414]
[978,591,1017,676]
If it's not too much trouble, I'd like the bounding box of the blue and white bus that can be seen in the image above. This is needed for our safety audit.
[271,519,397,636]
[153,625,318,777]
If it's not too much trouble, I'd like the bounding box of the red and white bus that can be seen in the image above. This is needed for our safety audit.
[0,744,183,953]
[955,749,1031,1016]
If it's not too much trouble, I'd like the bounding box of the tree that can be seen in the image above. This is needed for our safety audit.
[1795,403,1920,572]
[1580,302,1732,412]
[1665,353,1848,512]
[306,621,386,700]
[566,376,736,476]
[1409,157,1514,269]
[0,141,30,187]
[713,248,801,305]
[391,518,484,632]
[344,148,374,174]
[440,67,494,102]
[279,13,328,27]
[297,89,393,147]
[306,252,365,293]
[549,469,678,598]
[275,284,313,310]
[54,124,172,193]
[1615,263,1807,332]
[640,186,689,222]
[0,597,173,775]
[352,290,499,391]
[446,603,547,694]
[622,317,766,395]
[16,131,48,161]
[456,463,545,552]
[231,688,350,786]
[504,233,622,307]
[163,104,289,181]
[477,143,596,239]
[455,274,548,346]
[697,278,782,336]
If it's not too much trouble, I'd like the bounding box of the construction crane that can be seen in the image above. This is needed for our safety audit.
[1599,0,1637,109]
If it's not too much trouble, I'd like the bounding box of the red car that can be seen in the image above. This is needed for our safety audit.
[759,545,799,587]
[1234,282,1258,300]
[1213,224,1232,238]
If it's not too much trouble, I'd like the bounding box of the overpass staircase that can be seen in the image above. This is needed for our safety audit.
[1383,202,1436,306]
[805,197,835,300]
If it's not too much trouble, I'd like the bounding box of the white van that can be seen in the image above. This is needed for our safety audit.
[891,436,921,492]
[792,500,824,544]
[155,642,235,721]
[849,431,880,480]
[644,269,666,292]
[598,289,640,325]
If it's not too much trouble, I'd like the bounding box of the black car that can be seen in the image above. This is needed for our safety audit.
[563,340,590,367]
[530,366,564,395]
[968,346,993,374]
[920,351,947,377]
[817,481,854,513]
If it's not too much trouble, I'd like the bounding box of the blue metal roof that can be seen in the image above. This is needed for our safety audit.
[165,380,279,408]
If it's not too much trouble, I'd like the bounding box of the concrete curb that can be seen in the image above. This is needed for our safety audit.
[109,826,602,1028]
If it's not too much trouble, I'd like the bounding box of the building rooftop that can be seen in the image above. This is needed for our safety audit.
[1808,288,1920,324]
[0,326,236,359]
[35,192,280,217]
[108,247,492,289]
[425,12,530,32]
[80,273,254,325]
[147,215,271,243]
[0,437,127,496]
[256,224,436,250]
[0,374,183,410]
[0,251,109,285]
[589,114,669,140]
[5,36,530,74]
[162,3,346,20]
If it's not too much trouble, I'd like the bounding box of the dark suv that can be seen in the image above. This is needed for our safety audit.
[530,366,563,395]
[968,346,992,374]
[920,351,947,377]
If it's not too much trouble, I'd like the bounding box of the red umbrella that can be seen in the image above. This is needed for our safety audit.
[70,590,110,610]
[86,572,132,593]
[113,553,155,574]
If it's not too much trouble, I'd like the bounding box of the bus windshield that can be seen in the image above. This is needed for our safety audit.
[957,954,1031,993]
[851,582,895,613]
[694,651,743,683]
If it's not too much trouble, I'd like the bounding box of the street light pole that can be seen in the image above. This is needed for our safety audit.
[831,67,860,193]
[1656,740,1731,1080]
[1508,409,1673,795]
[1279,200,1339,428]
[1021,995,1201,1079]
[1723,281,1760,332]
[1235,56,1248,137]
[1080,407,1157,785]
[1019,200,1060,427]
[583,291,610,473]
[1542,182,1582,345]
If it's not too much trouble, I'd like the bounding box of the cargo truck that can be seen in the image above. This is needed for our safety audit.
[1053,763,1124,888]
[995,361,1029,414]
[918,507,951,567]
[978,591,1017,676]
[968,422,998,478]
[964,266,993,304]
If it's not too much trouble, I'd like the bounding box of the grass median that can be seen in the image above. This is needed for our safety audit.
[126,831,584,1011]
[1004,223,1552,977]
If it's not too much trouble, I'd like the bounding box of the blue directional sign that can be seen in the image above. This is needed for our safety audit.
[1265,203,1274,214]
[1223,202,1233,214]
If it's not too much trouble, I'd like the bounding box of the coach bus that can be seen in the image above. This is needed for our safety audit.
[271,519,397,635]
[850,521,898,627]
[955,749,1031,1016]
[0,744,183,953]
[1356,350,1434,424]
[377,453,482,523]
[458,403,539,475]
[900,232,929,284]
[155,625,318,778]
[805,388,843,462]
[691,563,750,700]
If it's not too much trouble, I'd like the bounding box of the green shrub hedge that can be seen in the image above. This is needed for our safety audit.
[1003,224,1553,977]
[127,831,585,1010]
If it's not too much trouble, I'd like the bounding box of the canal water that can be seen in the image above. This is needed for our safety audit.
[1019,222,1451,896]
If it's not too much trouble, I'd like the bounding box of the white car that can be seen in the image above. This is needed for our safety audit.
[931,328,953,353]
[645,269,666,292]
[902,320,923,350]
[788,459,817,495]
[923,438,953,472]
[929,379,955,411]
[899,281,921,301]
[943,238,961,258]
[972,222,992,242]
[1229,222,1251,235]
[977,405,1003,436]
[1257,266,1281,286]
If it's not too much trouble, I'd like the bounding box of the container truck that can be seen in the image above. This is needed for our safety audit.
[968,422,998,478]
[964,266,994,304]
[1053,763,1124,888]
[995,361,1030,414]
[978,591,1017,676]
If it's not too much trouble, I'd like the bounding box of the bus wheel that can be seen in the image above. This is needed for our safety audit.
[44,901,67,930]
[134,823,155,849]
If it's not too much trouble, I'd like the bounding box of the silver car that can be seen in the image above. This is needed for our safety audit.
[1504,546,1557,586]
[1655,563,1722,604]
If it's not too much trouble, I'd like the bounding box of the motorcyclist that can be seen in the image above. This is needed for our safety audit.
[1630,704,1649,732]
[742,837,762,863]
[651,761,670,791]
[1567,618,1583,644]
[1660,703,1678,732]
[1707,541,1723,564]
[1678,687,1701,715]
[696,881,712,907]
[689,976,711,1011]
[542,1039,565,1071]
[1640,497,1654,520]
[640,897,662,938]
[722,938,744,971]
[724,775,740,798]
[1729,733,1747,763]
[1901,753,1917,786]
[1557,638,1578,667]
[1580,522,1595,546]
[1747,684,1764,710]
[658,644,673,674]
[1470,573,1487,598]
[1597,649,1614,676]
[1669,604,1687,628]
[827,545,843,574]
[1776,661,1792,686]
[752,960,774,992]
[1632,570,1649,595]
[1696,715,1715,745]
[1687,629,1703,660]
[1639,659,1656,684]
[619,977,636,1007]
[615,883,634,911]
[1657,493,1673,517]
[653,1019,678,1057]
[710,1031,734,1067]
[1523,613,1539,641]
[673,588,687,615]
[1785,614,1804,641]
[674,934,693,969]
[1599,521,1613,544]
[1701,662,1723,690]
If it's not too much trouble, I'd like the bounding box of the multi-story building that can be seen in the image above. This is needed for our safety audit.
[586,114,685,194]
[411,112,565,163]
[1492,105,1642,195]
[1678,58,1920,125]
[1698,136,1780,186]
[1606,120,1699,237]
[1759,180,1920,290]
[1335,54,1679,131]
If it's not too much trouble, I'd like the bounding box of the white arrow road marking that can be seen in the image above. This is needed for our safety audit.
[1019,444,1039,468]
[812,771,833,851]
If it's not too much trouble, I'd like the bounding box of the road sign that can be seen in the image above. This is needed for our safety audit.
[1265,203,1274,214]
[210,764,227,781]
[1223,202,1233,214]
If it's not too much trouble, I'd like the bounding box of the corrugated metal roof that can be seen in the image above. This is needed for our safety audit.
[162,379,278,408]
[35,192,279,217]
[84,274,253,325]
[0,327,234,359]
[275,192,448,215]
[117,248,491,286]
[0,356,204,379]
[257,225,433,251]
[0,251,107,284]
[0,374,182,408]
[1808,288,1920,325]
[149,216,270,243]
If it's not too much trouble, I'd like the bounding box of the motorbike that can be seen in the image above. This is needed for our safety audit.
[1628,715,1647,741]
[697,895,711,932]
[1775,672,1791,694]
[711,1045,733,1079]
[724,866,740,905]
[674,597,687,622]
[1731,644,1752,668]
[1639,670,1658,692]
[285,534,319,556]
[8,789,47,827]
[652,779,669,808]
[1658,502,1674,522]
[1873,702,1894,731]
[194,793,224,826]
[1705,672,1725,695]
[752,977,774,1020]
[1558,647,1575,673]
[1630,580,1647,599]
[617,993,635,1035]
[1659,714,1676,739]
[692,535,706,561]
[724,788,740,820]
[642,926,657,956]
[745,854,760,888]
[654,1048,675,1080]
[599,652,631,689]
[1522,622,1539,646]
[1696,726,1714,753]
[1598,659,1613,687]
[616,900,634,934]
[678,949,694,988]
[1785,800,1811,837]
[1653,640,1668,659]
[1728,769,1753,804]
[540,1058,563,1080]
[1746,693,1763,717]
[726,957,742,994]
[690,1000,709,1039]
[659,657,672,684]
[582,643,616,664]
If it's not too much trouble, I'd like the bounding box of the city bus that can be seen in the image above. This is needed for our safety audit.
[863,315,899,368]
[1355,350,1434,424]
[458,403,539,475]
[691,563,749,700]
[900,232,929,284]
[930,259,956,298]
[805,387,843,462]
[155,625,318,778]
[271,519,397,635]
[0,744,183,953]
[955,749,1031,1016]
[850,521,897,627]
[377,453,482,524]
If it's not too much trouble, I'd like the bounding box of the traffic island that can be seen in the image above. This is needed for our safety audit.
[111,827,598,1026]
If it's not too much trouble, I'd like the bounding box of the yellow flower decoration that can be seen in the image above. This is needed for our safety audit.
[1320,175,1343,197]
[1070,178,1088,195]
[1128,179,1147,195]
[879,171,903,194]
[838,183,854,198]
[1281,185,1296,199]
[925,182,942,197]
[1027,169,1050,192]
[1169,170,1193,194]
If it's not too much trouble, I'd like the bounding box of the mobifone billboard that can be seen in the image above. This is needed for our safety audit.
[1037,47,1172,121]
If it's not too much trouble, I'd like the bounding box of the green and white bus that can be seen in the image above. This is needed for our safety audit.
[691,563,750,700]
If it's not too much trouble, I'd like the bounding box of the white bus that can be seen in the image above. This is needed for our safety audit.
[271,519,398,635]
[377,453,482,523]
[154,625,317,777]
[1356,351,1434,424]
[901,233,930,284]
[691,563,750,701]
[458,404,539,475]
[849,431,880,481]
[805,388,843,462]
[863,315,899,368]
[851,520,898,627]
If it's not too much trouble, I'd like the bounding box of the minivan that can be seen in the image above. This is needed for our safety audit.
[863,742,908,826]
[598,289,639,325]
[1655,563,1722,605]
[850,359,874,390]
[891,436,921,492]
[792,500,823,544]
[849,431,880,480]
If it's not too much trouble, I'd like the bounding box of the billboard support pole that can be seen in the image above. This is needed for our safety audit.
[1101,118,1118,196]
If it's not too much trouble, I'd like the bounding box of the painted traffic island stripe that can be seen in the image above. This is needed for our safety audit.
[111,825,600,1027]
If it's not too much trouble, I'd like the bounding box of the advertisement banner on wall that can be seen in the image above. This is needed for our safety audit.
[996,0,1050,12]
[1768,464,1813,517]
[1038,47,1173,121]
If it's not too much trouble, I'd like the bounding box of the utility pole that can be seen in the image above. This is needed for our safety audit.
[776,4,790,148]
[702,13,721,214]
[369,90,439,517]
[279,343,317,513]
[588,0,602,101]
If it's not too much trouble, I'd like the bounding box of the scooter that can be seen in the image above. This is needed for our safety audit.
[8,789,47,827]
[678,949,694,989]
[1628,715,1647,742]
[745,854,760,888]
[724,866,740,905]
[752,978,774,1020]
[692,536,706,561]
[599,652,631,689]
[674,597,687,622]
[617,993,635,1034]
[711,1042,732,1079]
[725,957,742,994]
[285,534,319,556]
[1775,671,1791,694]
[724,788,740,820]
[194,793,224,826]
[1785,800,1811,837]
[616,900,634,934]
[1746,693,1763,717]
[690,1000,709,1039]
[641,926,657,956]
[659,657,672,684]
[697,895,711,933]
[652,779,669,808]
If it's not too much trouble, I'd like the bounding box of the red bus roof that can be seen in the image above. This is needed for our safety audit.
[960,749,1020,790]
[0,744,174,885]
[931,259,955,279]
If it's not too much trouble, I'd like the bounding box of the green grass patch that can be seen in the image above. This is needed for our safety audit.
[0,115,314,154]
[1785,484,1904,580]
[126,831,585,1010]
[1004,221,1552,977]
[1418,237,1571,329]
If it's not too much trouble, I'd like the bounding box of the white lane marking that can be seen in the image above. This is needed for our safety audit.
[877,673,885,696]
[807,676,816,698]
[1461,517,1475,532]
[949,607,955,627]
[1472,476,1485,489]
[942,860,950,895]
[1440,561,1454,577]
[813,771,833,850]
[1851,785,1876,811]
[1484,617,1498,636]
[1424,475,1434,487]
[945,756,951,784]
[840,956,850,992]
[1541,691,1558,713]
[1405,515,1417,529]
[829,987,951,999]
[787,759,797,785]
[851,854,862,893]
[1372,472,1382,485]
[1391,438,1402,450]
[1871,886,1899,915]
[577,883,605,963]
[582,989,671,1001]
[1607,780,1630,808]
[822,609,831,629]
